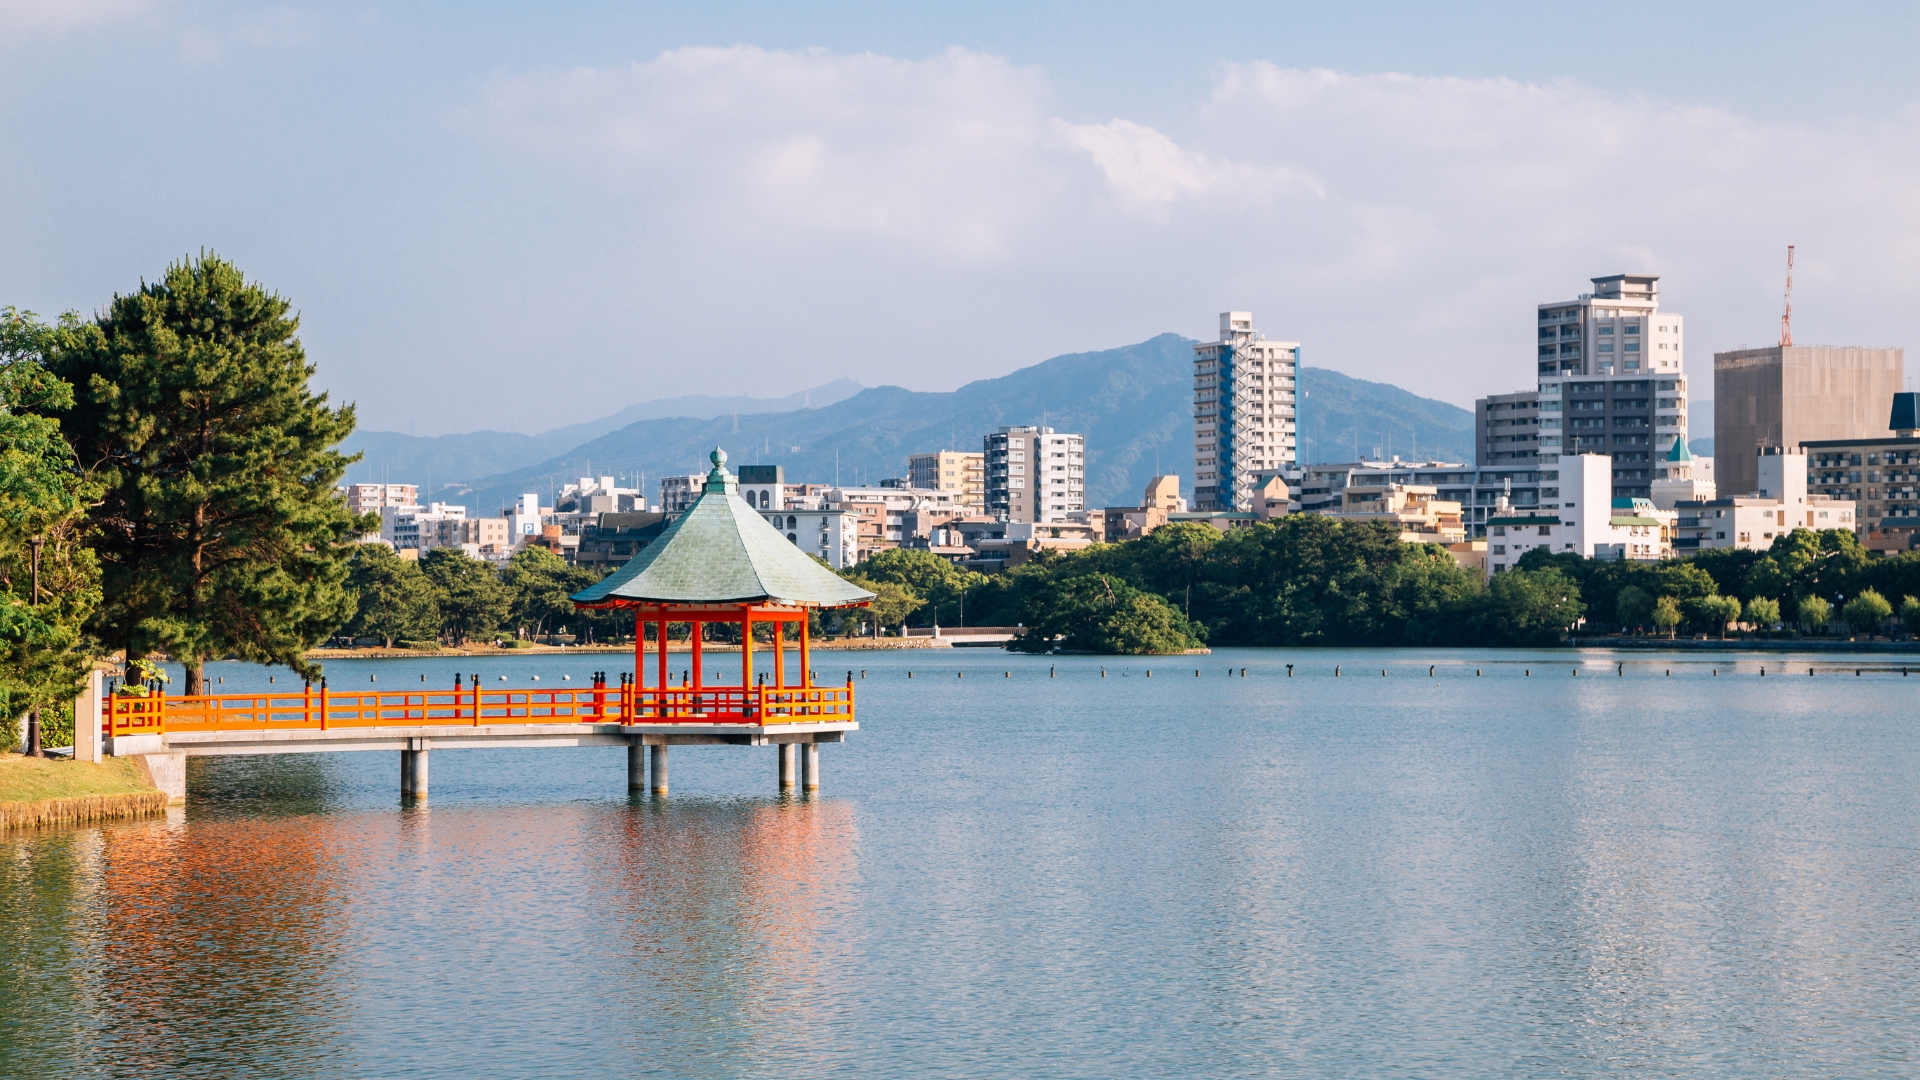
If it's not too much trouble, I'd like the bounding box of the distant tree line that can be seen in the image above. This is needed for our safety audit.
[342,545,618,648]
[843,518,1583,654]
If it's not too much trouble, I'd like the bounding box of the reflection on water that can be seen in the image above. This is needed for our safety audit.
[4,648,1920,1078]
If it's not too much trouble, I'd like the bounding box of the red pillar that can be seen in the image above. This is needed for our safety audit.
[742,610,754,690]
[657,617,669,718]
[800,612,810,689]
[632,606,644,717]
[774,614,786,688]
[692,620,704,689]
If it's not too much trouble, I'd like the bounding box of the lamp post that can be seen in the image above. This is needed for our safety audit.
[23,536,44,757]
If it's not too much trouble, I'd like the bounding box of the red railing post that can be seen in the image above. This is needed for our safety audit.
[318,678,328,731]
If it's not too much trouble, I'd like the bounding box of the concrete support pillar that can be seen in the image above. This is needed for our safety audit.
[401,739,430,798]
[802,742,819,791]
[650,744,668,795]
[413,743,429,799]
[627,740,646,791]
[73,668,103,763]
[400,749,416,797]
[134,753,186,805]
[778,742,796,788]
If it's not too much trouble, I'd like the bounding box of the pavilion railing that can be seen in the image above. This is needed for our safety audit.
[106,682,853,737]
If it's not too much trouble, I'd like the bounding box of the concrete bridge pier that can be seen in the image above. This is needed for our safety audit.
[627,739,646,792]
[778,743,797,789]
[650,744,668,795]
[401,738,429,799]
[801,742,819,791]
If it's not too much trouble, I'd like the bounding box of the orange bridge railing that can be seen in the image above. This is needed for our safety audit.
[107,682,853,738]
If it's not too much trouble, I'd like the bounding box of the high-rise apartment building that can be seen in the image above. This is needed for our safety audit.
[1714,344,1904,497]
[344,483,419,516]
[1533,274,1690,500]
[1476,390,1541,466]
[1194,311,1298,512]
[984,426,1084,523]
[908,450,986,512]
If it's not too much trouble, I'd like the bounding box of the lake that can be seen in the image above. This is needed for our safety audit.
[3,647,1918,1078]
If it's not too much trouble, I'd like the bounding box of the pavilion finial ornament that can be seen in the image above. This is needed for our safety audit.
[704,446,736,494]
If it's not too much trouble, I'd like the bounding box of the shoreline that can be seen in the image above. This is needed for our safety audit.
[303,638,963,660]
[0,755,167,830]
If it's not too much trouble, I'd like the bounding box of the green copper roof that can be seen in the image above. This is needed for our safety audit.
[571,448,875,609]
[1665,435,1693,463]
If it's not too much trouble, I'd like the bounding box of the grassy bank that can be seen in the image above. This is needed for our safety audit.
[0,754,166,828]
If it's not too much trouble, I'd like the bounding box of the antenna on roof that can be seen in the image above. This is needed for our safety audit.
[1780,245,1794,347]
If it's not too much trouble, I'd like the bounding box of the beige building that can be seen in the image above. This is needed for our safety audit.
[908,450,986,512]
[1803,391,1920,551]
[1327,483,1467,544]
[1713,344,1903,497]
[1100,475,1188,540]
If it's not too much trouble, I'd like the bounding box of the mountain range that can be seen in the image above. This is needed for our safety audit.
[344,335,1477,514]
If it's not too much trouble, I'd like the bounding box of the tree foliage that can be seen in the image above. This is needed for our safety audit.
[0,309,103,744]
[419,548,511,645]
[41,255,365,691]
[1007,574,1202,654]
[343,545,440,647]
[1842,587,1892,634]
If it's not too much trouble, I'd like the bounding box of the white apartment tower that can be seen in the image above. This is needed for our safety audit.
[984,426,1084,523]
[1194,311,1299,512]
[1534,274,1689,501]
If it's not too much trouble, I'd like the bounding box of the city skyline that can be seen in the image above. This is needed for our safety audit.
[6,4,1920,435]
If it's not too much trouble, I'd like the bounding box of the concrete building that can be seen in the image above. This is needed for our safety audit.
[1802,391,1920,551]
[345,483,419,516]
[983,426,1084,523]
[1649,434,1716,510]
[827,486,958,561]
[1713,344,1903,497]
[1533,274,1691,500]
[908,450,986,513]
[558,476,642,513]
[572,512,671,571]
[505,493,548,547]
[1676,448,1855,552]
[1100,475,1188,541]
[658,474,707,514]
[737,465,786,513]
[1295,458,1555,537]
[1326,483,1467,544]
[756,507,860,569]
[1476,390,1541,467]
[1486,454,1675,574]
[1194,311,1299,511]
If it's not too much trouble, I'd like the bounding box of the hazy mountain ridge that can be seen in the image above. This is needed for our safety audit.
[341,378,864,489]
[424,334,1477,516]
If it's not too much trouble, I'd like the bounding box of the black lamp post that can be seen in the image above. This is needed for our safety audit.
[23,536,44,757]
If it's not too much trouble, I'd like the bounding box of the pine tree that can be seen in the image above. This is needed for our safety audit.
[45,255,367,693]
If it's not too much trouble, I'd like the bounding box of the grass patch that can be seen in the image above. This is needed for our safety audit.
[0,754,155,804]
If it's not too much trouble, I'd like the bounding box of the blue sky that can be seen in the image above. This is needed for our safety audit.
[5,1,1919,434]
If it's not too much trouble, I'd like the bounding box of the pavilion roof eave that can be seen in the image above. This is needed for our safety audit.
[574,597,872,612]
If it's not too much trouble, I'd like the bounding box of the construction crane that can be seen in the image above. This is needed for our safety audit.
[1780,244,1795,347]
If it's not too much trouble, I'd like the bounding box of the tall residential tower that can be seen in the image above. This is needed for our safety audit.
[1194,312,1299,512]
[1532,274,1690,500]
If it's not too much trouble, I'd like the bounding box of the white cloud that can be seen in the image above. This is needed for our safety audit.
[369,51,1920,430]
[0,0,156,38]
[1050,117,1322,220]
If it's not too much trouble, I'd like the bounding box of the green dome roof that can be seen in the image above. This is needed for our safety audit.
[571,448,875,609]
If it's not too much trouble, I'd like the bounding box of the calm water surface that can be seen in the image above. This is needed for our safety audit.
[3,648,1918,1078]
